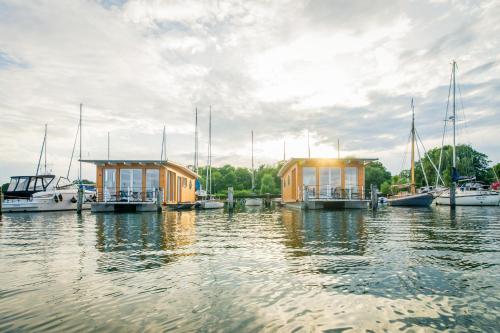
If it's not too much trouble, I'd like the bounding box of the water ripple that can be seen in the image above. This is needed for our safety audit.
[0,206,499,331]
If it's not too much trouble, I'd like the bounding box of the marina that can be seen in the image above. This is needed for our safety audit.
[1,1,500,332]
[1,206,499,332]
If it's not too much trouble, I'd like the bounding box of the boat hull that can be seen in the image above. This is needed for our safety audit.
[388,193,434,207]
[2,189,94,213]
[245,198,263,206]
[199,200,224,209]
[435,192,499,206]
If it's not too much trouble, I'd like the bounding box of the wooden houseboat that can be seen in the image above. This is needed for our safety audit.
[278,157,377,209]
[81,159,198,212]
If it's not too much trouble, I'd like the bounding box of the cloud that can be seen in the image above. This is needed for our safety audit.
[0,0,499,183]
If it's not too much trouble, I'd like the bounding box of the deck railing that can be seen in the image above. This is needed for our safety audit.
[96,187,160,203]
[301,185,366,201]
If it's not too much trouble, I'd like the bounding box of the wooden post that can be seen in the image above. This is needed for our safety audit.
[157,188,164,213]
[227,187,234,210]
[450,182,456,208]
[371,184,378,210]
[77,186,83,214]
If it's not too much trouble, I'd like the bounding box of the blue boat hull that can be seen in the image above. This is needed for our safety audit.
[388,193,434,207]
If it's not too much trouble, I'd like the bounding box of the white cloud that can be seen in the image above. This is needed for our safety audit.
[0,0,499,183]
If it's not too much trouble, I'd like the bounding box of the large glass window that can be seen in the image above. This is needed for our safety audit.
[28,177,36,191]
[120,169,142,200]
[15,177,29,192]
[345,167,358,195]
[303,167,317,198]
[319,167,342,198]
[7,178,18,192]
[35,177,44,191]
[104,169,116,201]
[146,169,159,199]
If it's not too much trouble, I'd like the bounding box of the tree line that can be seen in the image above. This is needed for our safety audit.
[3,145,498,196]
[365,144,500,195]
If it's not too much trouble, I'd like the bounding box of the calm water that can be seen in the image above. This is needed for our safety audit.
[0,206,499,332]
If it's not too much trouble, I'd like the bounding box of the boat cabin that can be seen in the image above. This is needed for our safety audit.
[4,175,56,199]
[81,160,198,205]
[278,158,377,209]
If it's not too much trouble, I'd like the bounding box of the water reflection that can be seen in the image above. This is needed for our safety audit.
[0,207,499,332]
[281,209,368,256]
[95,211,197,272]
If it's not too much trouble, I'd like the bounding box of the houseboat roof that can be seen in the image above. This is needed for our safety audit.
[278,157,378,177]
[80,159,199,178]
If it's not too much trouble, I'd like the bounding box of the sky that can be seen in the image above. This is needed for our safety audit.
[1,0,499,183]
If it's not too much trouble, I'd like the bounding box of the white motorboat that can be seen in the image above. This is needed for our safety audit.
[198,199,224,209]
[245,197,263,206]
[435,182,499,206]
[2,175,95,212]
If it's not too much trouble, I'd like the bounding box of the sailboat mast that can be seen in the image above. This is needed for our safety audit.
[450,60,457,207]
[251,130,254,191]
[107,132,110,161]
[307,130,311,158]
[79,104,82,183]
[452,61,456,169]
[209,106,212,195]
[194,108,198,174]
[411,98,415,194]
[44,124,47,174]
[283,137,286,161]
[35,125,46,177]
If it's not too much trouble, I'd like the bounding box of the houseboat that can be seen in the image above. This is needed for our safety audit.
[81,159,198,212]
[278,157,377,209]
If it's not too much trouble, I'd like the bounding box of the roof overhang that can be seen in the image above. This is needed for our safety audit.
[80,159,200,178]
[277,157,378,177]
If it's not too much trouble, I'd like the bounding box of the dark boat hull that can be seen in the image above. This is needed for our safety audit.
[388,193,434,207]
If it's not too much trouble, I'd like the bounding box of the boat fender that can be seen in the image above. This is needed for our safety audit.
[54,194,59,203]
[70,196,77,203]
[58,194,63,202]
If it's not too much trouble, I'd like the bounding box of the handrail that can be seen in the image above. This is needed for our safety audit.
[301,184,366,200]
[96,187,159,203]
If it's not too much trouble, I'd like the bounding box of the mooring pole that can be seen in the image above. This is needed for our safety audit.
[450,61,457,209]
[77,103,83,215]
[0,191,3,216]
[227,187,234,211]
[157,188,164,213]
[370,184,378,210]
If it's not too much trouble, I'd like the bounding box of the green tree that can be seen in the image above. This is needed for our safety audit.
[260,174,275,194]
[414,144,493,186]
[234,167,252,190]
[365,161,391,190]
[2,183,9,193]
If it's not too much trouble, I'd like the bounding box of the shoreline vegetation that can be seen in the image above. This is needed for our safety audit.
[2,144,499,197]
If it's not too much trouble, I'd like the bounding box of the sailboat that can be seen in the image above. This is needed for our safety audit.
[245,130,263,206]
[198,107,224,209]
[388,99,434,207]
[2,118,95,213]
[435,61,499,206]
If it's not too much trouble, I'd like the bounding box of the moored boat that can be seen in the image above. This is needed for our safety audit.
[435,182,499,206]
[2,175,95,212]
[388,99,433,207]
[388,192,434,207]
[245,130,263,207]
